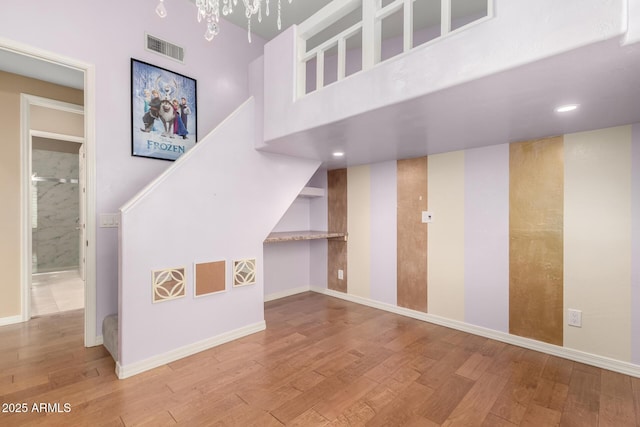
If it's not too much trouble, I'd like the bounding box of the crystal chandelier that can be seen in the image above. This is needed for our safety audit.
[156,0,293,43]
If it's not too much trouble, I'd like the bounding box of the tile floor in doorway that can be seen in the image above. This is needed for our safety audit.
[31,270,84,316]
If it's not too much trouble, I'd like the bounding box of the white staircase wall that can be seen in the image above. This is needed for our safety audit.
[263,0,628,144]
[118,98,320,375]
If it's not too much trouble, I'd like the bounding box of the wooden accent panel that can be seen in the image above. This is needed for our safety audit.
[195,260,226,296]
[397,157,428,312]
[328,169,347,292]
[509,137,564,345]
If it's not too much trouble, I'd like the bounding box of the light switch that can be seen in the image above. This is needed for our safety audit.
[421,211,432,223]
[100,213,119,228]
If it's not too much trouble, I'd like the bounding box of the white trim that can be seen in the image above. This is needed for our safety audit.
[5,36,98,348]
[0,315,23,327]
[115,320,266,379]
[84,64,98,347]
[310,287,640,379]
[31,130,84,144]
[95,335,104,346]
[264,285,311,302]
[25,95,85,114]
[19,94,32,324]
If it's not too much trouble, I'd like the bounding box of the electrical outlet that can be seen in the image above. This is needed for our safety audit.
[568,309,582,327]
[338,269,344,280]
[421,211,432,223]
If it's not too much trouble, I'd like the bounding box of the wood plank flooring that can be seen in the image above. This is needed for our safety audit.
[1,292,639,426]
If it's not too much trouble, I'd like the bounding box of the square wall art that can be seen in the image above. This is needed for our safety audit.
[194,260,226,297]
[233,258,256,287]
[152,267,186,303]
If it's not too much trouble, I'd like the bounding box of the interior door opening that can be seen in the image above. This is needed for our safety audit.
[30,135,85,317]
[5,38,98,346]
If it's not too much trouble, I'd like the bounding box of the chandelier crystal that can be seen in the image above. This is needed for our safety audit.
[191,0,294,43]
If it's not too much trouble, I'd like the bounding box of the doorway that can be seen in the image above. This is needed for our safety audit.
[30,133,85,316]
[3,39,99,347]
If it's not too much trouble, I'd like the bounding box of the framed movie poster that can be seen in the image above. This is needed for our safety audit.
[131,58,197,161]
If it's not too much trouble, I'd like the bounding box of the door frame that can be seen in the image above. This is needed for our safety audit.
[7,37,99,347]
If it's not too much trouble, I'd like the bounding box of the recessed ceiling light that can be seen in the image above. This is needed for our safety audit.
[555,104,579,113]
[332,151,345,157]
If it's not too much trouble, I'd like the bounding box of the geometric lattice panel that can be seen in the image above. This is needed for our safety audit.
[194,260,226,297]
[233,258,256,287]
[152,267,186,303]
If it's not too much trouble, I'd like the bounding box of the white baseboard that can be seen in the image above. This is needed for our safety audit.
[115,320,266,379]
[0,315,23,327]
[264,286,311,302]
[95,335,104,346]
[310,287,640,379]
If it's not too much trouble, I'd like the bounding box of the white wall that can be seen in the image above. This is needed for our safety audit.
[119,99,320,374]
[0,0,266,339]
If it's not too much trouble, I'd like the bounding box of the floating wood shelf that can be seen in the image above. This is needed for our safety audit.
[298,187,325,198]
[264,230,347,243]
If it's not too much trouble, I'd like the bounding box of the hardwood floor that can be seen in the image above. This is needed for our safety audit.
[1,292,639,426]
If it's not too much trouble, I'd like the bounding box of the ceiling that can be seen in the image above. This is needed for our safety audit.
[218,0,334,41]
[3,1,639,170]
[0,48,84,90]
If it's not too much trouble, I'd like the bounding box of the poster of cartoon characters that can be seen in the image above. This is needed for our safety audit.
[131,58,197,161]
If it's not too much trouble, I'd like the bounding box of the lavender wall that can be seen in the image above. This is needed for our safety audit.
[463,144,509,332]
[369,161,397,305]
[632,123,640,364]
[119,99,320,369]
[0,0,265,339]
[264,198,312,299]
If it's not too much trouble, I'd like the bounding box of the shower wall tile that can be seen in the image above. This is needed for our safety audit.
[32,149,80,272]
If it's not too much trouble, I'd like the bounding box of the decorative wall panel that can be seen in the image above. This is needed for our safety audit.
[194,260,226,297]
[427,151,465,321]
[347,166,371,298]
[509,137,564,346]
[233,258,256,287]
[564,126,632,360]
[152,267,186,303]
[369,161,398,306]
[397,157,428,312]
[328,169,347,293]
[464,144,509,332]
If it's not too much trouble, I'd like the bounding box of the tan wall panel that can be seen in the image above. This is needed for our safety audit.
[347,166,371,298]
[328,169,347,293]
[564,126,632,361]
[427,151,465,321]
[31,105,84,137]
[397,157,428,312]
[509,137,564,346]
[0,71,83,319]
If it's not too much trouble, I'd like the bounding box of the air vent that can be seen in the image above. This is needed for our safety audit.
[145,33,184,63]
